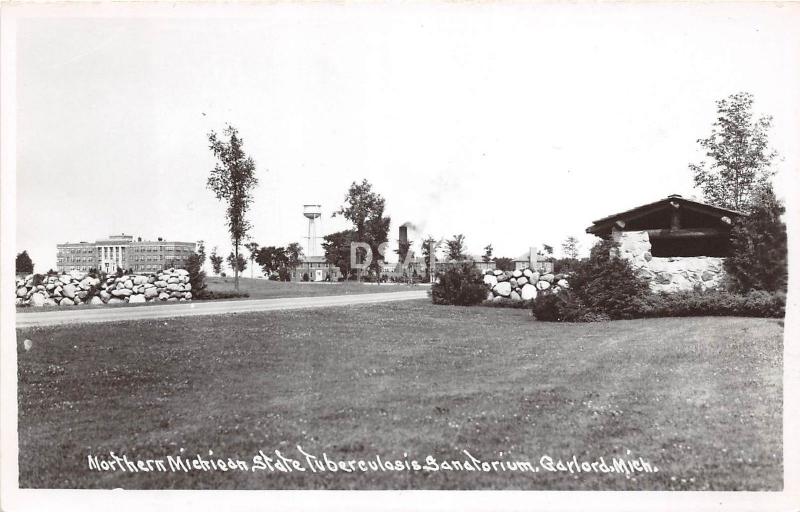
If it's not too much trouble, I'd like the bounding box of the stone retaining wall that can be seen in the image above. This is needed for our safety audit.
[613,231,726,293]
[482,268,569,302]
[15,268,193,307]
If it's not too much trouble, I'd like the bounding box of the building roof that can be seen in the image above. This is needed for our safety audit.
[301,255,328,263]
[585,194,746,238]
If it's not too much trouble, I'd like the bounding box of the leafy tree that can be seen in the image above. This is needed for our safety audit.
[209,246,224,276]
[207,124,259,291]
[396,234,414,267]
[16,251,34,274]
[689,92,777,212]
[256,245,289,275]
[245,241,260,278]
[322,230,356,279]
[195,241,207,269]
[285,242,304,269]
[185,253,207,296]
[494,257,514,271]
[445,234,466,261]
[421,236,439,281]
[333,180,390,278]
[482,244,493,263]
[227,252,247,274]
[561,236,580,259]
[724,185,787,292]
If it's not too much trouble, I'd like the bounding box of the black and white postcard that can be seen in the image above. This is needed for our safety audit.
[1,2,798,511]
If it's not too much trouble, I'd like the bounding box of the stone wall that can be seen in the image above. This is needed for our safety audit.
[15,268,193,307]
[482,268,569,302]
[612,231,726,293]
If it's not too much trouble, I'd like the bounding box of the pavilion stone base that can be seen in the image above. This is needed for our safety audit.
[612,231,726,293]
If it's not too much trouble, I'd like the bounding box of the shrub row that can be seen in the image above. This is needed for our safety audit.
[531,289,785,321]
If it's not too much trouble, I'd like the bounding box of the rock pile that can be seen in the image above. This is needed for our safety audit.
[15,268,193,307]
[482,268,569,302]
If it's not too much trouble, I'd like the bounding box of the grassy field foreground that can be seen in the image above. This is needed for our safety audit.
[16,301,782,490]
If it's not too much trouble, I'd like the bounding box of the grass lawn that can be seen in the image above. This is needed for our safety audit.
[204,276,425,300]
[16,301,782,490]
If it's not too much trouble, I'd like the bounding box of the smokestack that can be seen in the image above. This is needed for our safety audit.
[399,225,408,246]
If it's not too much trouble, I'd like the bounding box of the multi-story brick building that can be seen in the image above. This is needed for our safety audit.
[56,233,197,274]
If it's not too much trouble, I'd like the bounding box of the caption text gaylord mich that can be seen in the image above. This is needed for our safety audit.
[88,447,658,476]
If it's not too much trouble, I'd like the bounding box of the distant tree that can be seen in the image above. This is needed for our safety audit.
[196,241,207,267]
[482,244,493,263]
[16,251,33,274]
[690,92,777,212]
[724,185,787,292]
[322,230,356,279]
[396,234,414,267]
[209,246,224,276]
[561,237,580,259]
[421,236,438,281]
[227,252,247,274]
[256,245,289,276]
[285,242,304,269]
[207,124,259,291]
[445,234,466,261]
[494,257,514,271]
[333,179,391,278]
[245,241,260,278]
[542,244,554,256]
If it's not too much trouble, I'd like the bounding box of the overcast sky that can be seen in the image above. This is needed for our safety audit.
[15,3,800,272]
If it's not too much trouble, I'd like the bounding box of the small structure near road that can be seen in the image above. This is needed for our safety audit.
[586,194,747,292]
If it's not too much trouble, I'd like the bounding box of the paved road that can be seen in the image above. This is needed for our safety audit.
[16,290,429,328]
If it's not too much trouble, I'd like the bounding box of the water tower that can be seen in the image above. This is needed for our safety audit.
[303,204,322,257]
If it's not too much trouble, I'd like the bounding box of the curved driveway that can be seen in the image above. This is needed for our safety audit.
[16,290,428,328]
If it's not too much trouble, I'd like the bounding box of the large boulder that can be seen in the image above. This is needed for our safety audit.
[493,281,512,297]
[107,298,125,305]
[144,287,159,299]
[129,294,146,304]
[89,296,104,305]
[510,291,521,301]
[59,297,75,306]
[520,283,538,300]
[16,287,27,298]
[184,292,192,300]
[493,269,504,276]
[517,276,528,286]
[167,283,181,291]
[522,268,533,278]
[111,288,133,297]
[58,274,72,285]
[43,298,58,306]
[541,273,555,283]
[496,273,509,283]
[536,280,551,291]
[483,274,498,287]
[557,279,569,289]
[528,271,540,282]
[509,277,518,288]
[176,269,189,276]
[512,269,523,278]
[123,280,134,290]
[133,275,148,285]
[158,292,170,301]
[62,283,76,299]
[100,290,111,302]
